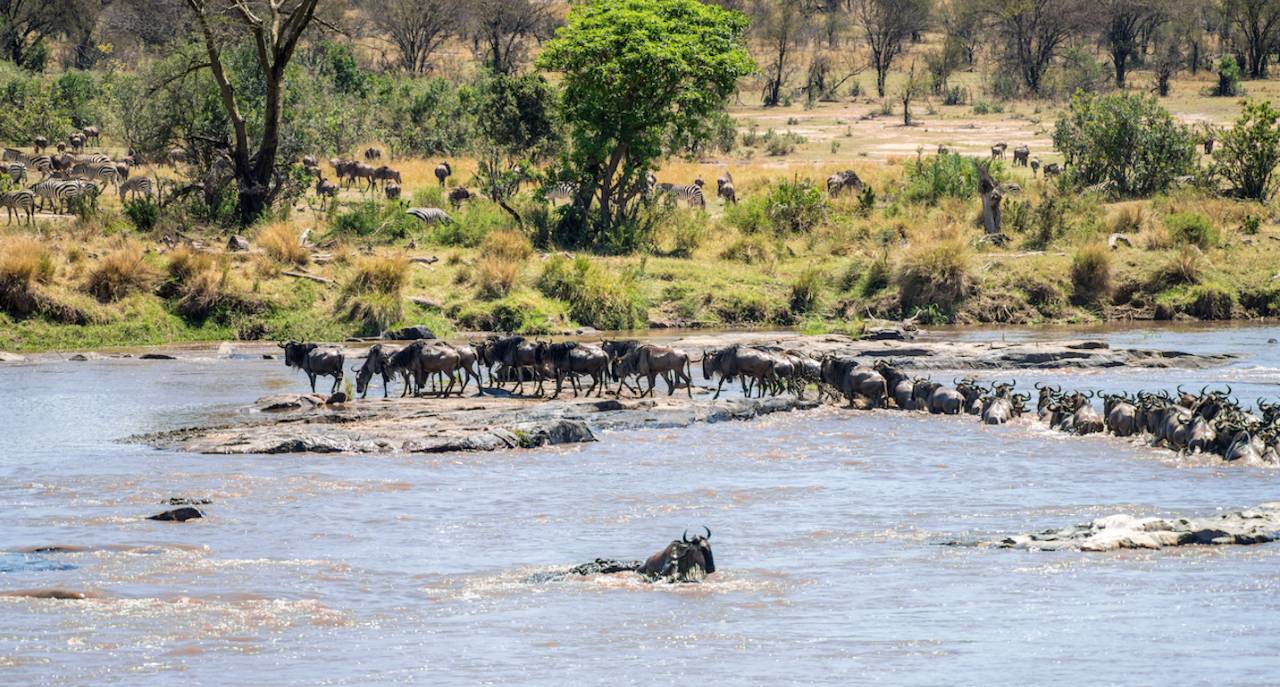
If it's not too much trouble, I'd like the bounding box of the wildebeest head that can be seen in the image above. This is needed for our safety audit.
[354,344,389,396]
[279,341,317,369]
[640,527,715,582]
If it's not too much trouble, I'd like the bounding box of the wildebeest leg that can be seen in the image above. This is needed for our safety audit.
[307,372,317,393]
[331,371,342,394]
[382,372,391,398]
[569,373,581,397]
[645,372,657,398]
[551,371,564,399]
[713,376,726,400]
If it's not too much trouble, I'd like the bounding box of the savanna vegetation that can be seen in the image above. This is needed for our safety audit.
[6,0,1280,351]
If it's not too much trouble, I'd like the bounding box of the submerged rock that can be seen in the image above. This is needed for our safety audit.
[165,497,212,506]
[983,503,1280,551]
[147,507,204,522]
[256,393,327,412]
[2,588,97,600]
[139,353,176,360]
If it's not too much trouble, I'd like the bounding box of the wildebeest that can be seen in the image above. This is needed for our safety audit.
[537,341,610,398]
[387,340,462,397]
[991,142,1008,160]
[955,377,987,415]
[913,380,963,415]
[1012,145,1029,167]
[385,182,401,200]
[1103,393,1138,437]
[617,344,693,398]
[363,147,382,161]
[372,165,401,188]
[873,360,915,410]
[353,343,404,398]
[448,187,473,208]
[279,341,345,393]
[826,169,863,196]
[434,161,452,187]
[481,335,543,396]
[638,527,715,583]
[820,356,887,408]
[315,176,338,209]
[702,344,778,399]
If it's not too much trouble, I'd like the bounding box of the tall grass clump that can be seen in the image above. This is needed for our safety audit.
[895,239,971,316]
[337,254,410,334]
[727,179,826,235]
[1164,211,1218,249]
[474,229,533,299]
[537,254,646,330]
[1070,243,1112,305]
[789,266,825,314]
[333,201,419,240]
[903,152,999,204]
[0,236,55,316]
[258,222,309,265]
[84,239,154,303]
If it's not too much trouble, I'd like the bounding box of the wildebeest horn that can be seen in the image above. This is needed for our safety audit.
[1008,379,1016,390]
[1177,385,1187,396]
[1200,385,1209,397]
[703,526,711,539]
[277,341,286,348]
[682,529,689,543]
[1035,381,1045,390]
[1224,385,1232,397]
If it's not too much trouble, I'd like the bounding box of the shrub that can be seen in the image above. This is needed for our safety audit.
[258,222,309,266]
[1189,283,1235,319]
[1152,246,1204,287]
[332,201,418,240]
[1165,212,1218,249]
[1216,55,1242,97]
[903,152,999,204]
[85,240,154,303]
[161,245,214,296]
[972,100,1003,115]
[474,257,520,299]
[767,178,827,234]
[123,198,160,232]
[896,239,971,315]
[1070,244,1112,305]
[858,256,892,296]
[713,288,777,324]
[1110,205,1146,234]
[1213,100,1280,201]
[1243,215,1262,235]
[536,254,646,330]
[453,292,560,334]
[764,130,805,156]
[789,266,825,314]
[175,265,263,322]
[0,236,55,315]
[337,255,409,334]
[1052,92,1196,197]
[719,234,774,265]
[479,229,533,262]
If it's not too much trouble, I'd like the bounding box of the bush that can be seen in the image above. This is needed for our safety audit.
[1216,55,1242,97]
[1152,246,1204,287]
[1070,244,1112,305]
[719,234,774,265]
[972,100,1003,115]
[332,201,419,240]
[903,152,999,204]
[0,236,55,316]
[1243,215,1262,235]
[1165,212,1218,249]
[474,229,533,299]
[858,256,892,296]
[712,287,777,324]
[453,292,560,334]
[123,198,160,232]
[258,223,309,266]
[85,240,154,303]
[789,266,825,314]
[175,264,262,322]
[536,255,646,330]
[1189,283,1235,319]
[1052,92,1196,197]
[762,129,806,156]
[896,239,971,316]
[337,255,409,334]
[1213,100,1280,201]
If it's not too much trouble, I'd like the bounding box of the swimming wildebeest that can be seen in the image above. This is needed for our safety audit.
[353,343,404,398]
[911,379,963,415]
[279,341,345,393]
[819,356,887,408]
[873,361,915,410]
[638,527,715,582]
[537,341,610,398]
[615,344,693,398]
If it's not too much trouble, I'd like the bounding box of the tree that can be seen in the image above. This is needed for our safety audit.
[751,0,811,107]
[1214,99,1280,201]
[1151,28,1183,96]
[853,0,932,98]
[365,0,457,74]
[980,0,1089,95]
[1099,0,1167,88]
[0,0,69,68]
[1221,0,1280,79]
[182,0,324,224]
[473,72,558,202]
[1051,92,1196,197]
[898,59,926,126]
[465,0,556,75]
[941,0,984,66]
[536,0,754,247]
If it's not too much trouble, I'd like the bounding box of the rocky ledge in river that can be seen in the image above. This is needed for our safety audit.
[668,333,1236,370]
[974,503,1280,551]
[133,393,820,455]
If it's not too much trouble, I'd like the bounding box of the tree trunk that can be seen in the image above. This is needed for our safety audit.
[981,187,1002,234]
[1113,49,1129,89]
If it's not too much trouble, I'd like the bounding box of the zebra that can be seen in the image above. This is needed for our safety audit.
[3,148,28,163]
[1,189,34,224]
[656,180,705,209]
[406,207,452,225]
[545,181,577,204]
[118,176,154,203]
[5,162,27,185]
[32,179,94,214]
[70,162,120,188]
[27,155,51,177]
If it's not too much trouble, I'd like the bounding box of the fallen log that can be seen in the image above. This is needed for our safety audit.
[282,270,334,285]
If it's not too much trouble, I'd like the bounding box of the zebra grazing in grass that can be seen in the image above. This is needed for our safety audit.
[70,161,120,188]
[5,162,27,185]
[118,176,154,203]
[1,189,34,224]
[407,207,452,225]
[32,179,94,214]
[545,181,576,204]
[656,180,705,209]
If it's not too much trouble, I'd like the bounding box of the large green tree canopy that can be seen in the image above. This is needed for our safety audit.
[536,0,754,248]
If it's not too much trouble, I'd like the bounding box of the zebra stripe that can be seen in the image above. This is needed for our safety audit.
[69,162,120,187]
[1,189,34,224]
[545,181,576,202]
[31,179,94,214]
[657,181,705,209]
[5,162,26,185]
[118,176,153,202]
[406,207,452,225]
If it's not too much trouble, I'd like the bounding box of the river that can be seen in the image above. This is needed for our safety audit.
[2,325,1279,685]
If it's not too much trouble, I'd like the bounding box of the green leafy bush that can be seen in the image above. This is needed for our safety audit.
[332,201,419,240]
[789,266,825,314]
[1213,100,1280,201]
[1216,55,1242,97]
[123,198,160,232]
[903,152,999,204]
[1052,92,1196,197]
[537,255,647,330]
[1165,212,1218,249]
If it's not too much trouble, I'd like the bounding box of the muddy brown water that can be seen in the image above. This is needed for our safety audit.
[2,325,1280,685]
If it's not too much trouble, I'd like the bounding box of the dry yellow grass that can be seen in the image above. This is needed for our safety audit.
[258,222,310,266]
[84,239,154,303]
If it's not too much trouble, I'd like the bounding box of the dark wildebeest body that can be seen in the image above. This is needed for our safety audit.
[873,361,914,410]
[618,345,693,398]
[538,342,610,398]
[354,343,404,398]
[703,345,777,399]
[484,336,543,396]
[386,341,461,397]
[280,341,345,393]
[820,357,887,408]
[638,528,715,583]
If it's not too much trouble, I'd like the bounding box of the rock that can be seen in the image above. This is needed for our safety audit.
[326,391,349,405]
[165,497,211,506]
[147,507,203,522]
[381,325,435,341]
[2,588,97,600]
[1269,338,1278,344]
[979,504,1280,551]
[68,354,92,362]
[139,353,176,360]
[262,354,275,360]
[0,351,25,363]
[575,326,600,336]
[256,393,326,412]
[1107,233,1133,250]
[861,327,914,341]
[227,235,250,251]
